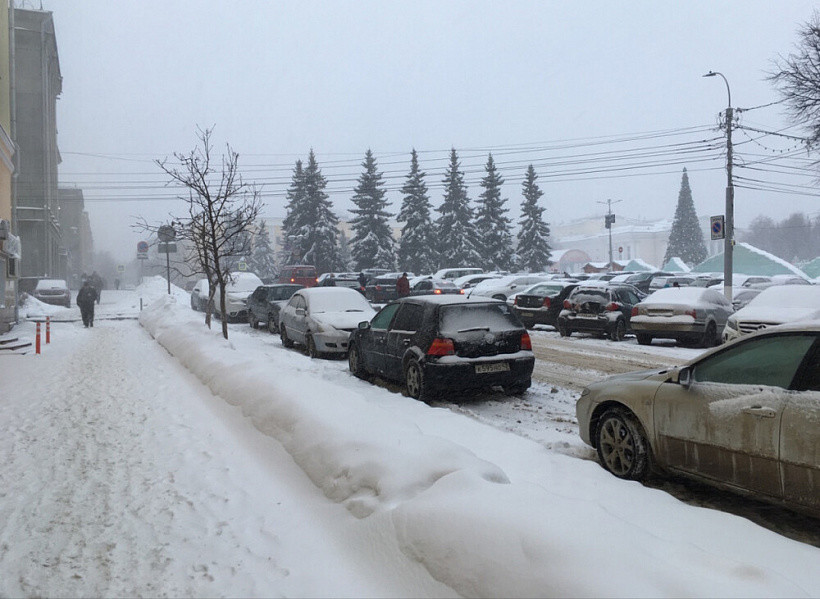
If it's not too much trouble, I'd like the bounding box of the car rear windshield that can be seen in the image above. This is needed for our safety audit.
[569,289,609,304]
[439,303,521,334]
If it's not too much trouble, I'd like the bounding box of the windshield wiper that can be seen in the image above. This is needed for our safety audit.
[457,326,490,333]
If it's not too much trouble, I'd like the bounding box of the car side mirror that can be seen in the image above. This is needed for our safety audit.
[358,321,370,330]
[678,366,693,389]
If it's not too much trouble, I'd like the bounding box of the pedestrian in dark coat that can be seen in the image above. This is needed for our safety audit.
[396,272,411,297]
[77,280,97,327]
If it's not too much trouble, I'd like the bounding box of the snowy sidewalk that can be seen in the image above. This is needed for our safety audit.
[0,318,452,597]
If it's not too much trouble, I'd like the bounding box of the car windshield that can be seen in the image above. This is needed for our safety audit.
[439,303,521,334]
[569,289,609,303]
[308,290,372,313]
[36,279,67,290]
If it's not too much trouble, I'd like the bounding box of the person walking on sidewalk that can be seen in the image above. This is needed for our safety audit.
[77,280,98,327]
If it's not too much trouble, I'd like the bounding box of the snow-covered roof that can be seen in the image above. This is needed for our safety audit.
[662,257,690,273]
[692,243,809,278]
[622,258,657,272]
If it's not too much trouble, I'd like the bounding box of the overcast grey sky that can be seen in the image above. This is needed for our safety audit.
[42,0,820,262]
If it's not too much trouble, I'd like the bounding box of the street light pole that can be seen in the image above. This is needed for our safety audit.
[704,70,734,302]
[597,198,621,269]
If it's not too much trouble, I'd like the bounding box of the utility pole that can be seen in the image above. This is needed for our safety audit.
[704,71,734,302]
[597,199,621,269]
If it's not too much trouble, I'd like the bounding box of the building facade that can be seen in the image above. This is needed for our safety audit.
[58,187,93,289]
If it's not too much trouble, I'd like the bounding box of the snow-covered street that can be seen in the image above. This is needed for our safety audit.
[2,279,820,597]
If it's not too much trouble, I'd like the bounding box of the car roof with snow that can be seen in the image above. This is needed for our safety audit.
[640,287,727,304]
[36,279,68,288]
[391,294,505,307]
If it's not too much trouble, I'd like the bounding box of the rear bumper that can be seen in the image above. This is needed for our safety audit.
[630,319,706,338]
[559,313,617,333]
[512,307,553,326]
[423,355,535,392]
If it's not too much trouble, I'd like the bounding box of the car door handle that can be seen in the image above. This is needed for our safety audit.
[402,338,411,346]
[742,406,777,419]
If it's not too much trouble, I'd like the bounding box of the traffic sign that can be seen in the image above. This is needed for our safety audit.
[158,225,176,243]
[710,215,725,240]
[117,264,125,273]
[238,260,248,271]
[137,240,149,253]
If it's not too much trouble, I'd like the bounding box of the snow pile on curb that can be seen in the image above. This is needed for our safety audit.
[139,292,820,597]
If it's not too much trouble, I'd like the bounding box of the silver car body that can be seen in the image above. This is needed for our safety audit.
[724,284,820,342]
[467,274,551,300]
[212,272,263,320]
[630,287,733,346]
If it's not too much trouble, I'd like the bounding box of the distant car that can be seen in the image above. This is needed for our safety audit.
[190,278,209,311]
[317,272,364,292]
[467,274,550,301]
[623,271,674,293]
[279,287,376,358]
[510,281,579,329]
[32,279,71,308]
[731,288,762,311]
[212,272,264,322]
[648,275,697,291]
[433,267,484,281]
[278,265,318,287]
[347,296,535,400]
[748,274,811,288]
[723,285,820,342]
[365,272,414,303]
[409,277,464,296]
[576,321,820,518]
[452,273,502,289]
[246,283,304,333]
[630,286,734,347]
[556,284,644,341]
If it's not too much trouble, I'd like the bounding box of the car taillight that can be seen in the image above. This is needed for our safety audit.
[459,289,465,294]
[563,299,572,309]
[606,302,620,311]
[427,338,455,356]
[542,297,551,308]
[290,277,295,283]
[376,285,382,291]
[434,289,442,294]
[685,309,698,318]
[521,332,532,350]
[631,306,639,317]
[513,296,520,305]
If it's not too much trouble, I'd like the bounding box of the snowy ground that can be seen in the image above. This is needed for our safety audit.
[1,278,819,597]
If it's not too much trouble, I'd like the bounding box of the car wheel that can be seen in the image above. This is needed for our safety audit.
[595,408,650,480]
[404,359,428,400]
[504,379,531,396]
[348,344,367,379]
[280,325,294,348]
[306,334,319,359]
[267,315,278,334]
[636,333,652,346]
[558,322,572,337]
[701,321,717,348]
[249,314,258,329]
[610,318,626,342]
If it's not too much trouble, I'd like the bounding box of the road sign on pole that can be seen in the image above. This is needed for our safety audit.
[710,215,725,240]
[137,240,149,253]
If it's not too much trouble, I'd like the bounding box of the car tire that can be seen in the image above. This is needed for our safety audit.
[404,359,428,400]
[348,344,368,379]
[306,334,319,359]
[280,325,294,348]
[558,322,572,337]
[595,408,650,481]
[249,314,259,329]
[610,318,626,342]
[701,321,717,348]
[267,315,278,334]
[504,379,531,396]
[636,333,652,346]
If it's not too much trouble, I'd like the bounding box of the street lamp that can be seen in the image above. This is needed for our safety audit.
[703,70,734,302]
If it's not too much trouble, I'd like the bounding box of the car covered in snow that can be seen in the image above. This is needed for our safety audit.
[347,295,534,400]
[576,321,820,517]
[451,273,503,289]
[723,284,820,342]
[466,274,551,301]
[246,283,304,333]
[31,279,71,308]
[630,286,734,347]
[279,287,376,358]
[408,277,463,296]
[510,281,579,329]
[190,278,209,311]
[212,272,264,322]
[433,267,483,281]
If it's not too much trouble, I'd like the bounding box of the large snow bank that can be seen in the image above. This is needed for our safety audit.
[139,293,820,597]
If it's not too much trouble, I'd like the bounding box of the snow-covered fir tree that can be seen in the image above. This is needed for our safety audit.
[474,153,514,271]
[300,150,341,273]
[249,219,277,280]
[349,149,396,270]
[435,149,482,268]
[396,149,437,274]
[517,165,552,272]
[337,229,353,271]
[664,168,707,266]
[281,160,306,264]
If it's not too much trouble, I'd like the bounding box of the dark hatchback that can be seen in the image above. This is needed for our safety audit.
[556,284,645,341]
[247,284,304,333]
[365,273,407,303]
[348,296,535,400]
[511,281,578,328]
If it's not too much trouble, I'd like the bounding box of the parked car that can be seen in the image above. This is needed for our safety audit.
[278,264,318,287]
[433,267,484,281]
[623,271,674,293]
[556,284,644,341]
[576,321,820,517]
[409,277,464,296]
[647,275,697,291]
[723,284,820,342]
[347,296,535,400]
[467,274,550,301]
[452,273,502,289]
[212,272,264,322]
[32,279,71,308]
[317,272,363,291]
[630,286,733,347]
[365,272,414,303]
[510,281,579,329]
[246,283,304,333]
[748,274,811,288]
[279,287,376,358]
[190,278,209,311]
[731,287,762,311]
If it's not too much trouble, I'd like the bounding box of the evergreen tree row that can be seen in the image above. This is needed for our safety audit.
[280,148,553,274]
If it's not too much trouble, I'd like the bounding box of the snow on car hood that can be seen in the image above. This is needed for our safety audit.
[734,305,820,324]
[312,309,375,330]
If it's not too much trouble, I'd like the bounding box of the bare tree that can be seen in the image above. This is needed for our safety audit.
[770,12,820,144]
[156,127,262,339]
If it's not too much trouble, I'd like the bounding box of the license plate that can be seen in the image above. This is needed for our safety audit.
[520,312,534,318]
[576,314,598,319]
[475,362,510,374]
